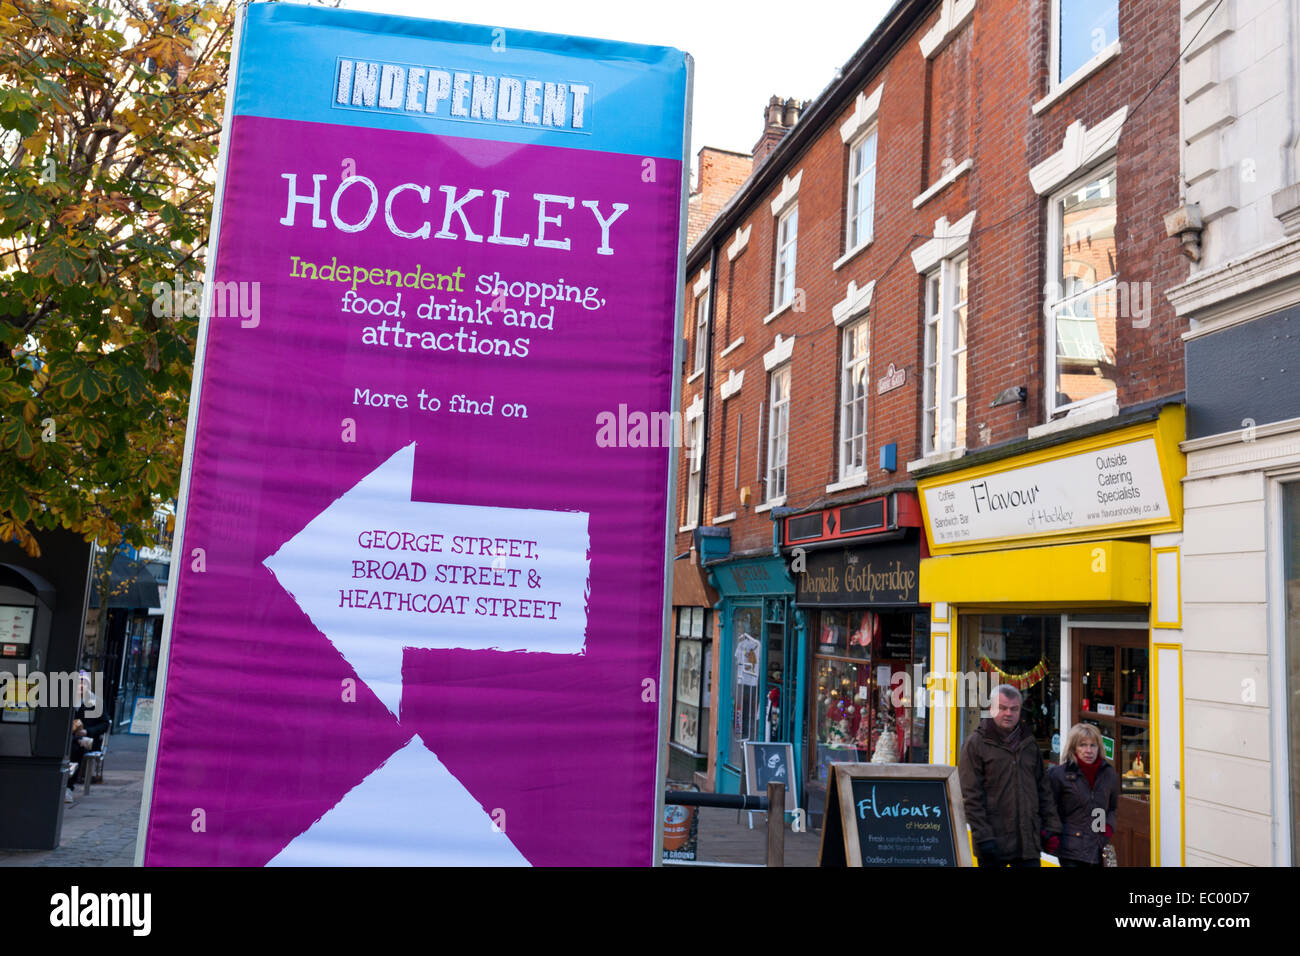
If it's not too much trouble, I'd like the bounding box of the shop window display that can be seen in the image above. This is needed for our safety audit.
[960,615,1062,767]
[810,610,928,787]
[671,607,710,755]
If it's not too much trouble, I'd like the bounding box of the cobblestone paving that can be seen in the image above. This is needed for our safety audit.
[0,734,148,867]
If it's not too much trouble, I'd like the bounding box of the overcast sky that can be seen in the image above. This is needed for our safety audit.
[332,0,895,168]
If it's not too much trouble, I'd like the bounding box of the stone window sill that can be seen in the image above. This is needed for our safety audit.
[721,337,745,358]
[912,159,973,209]
[826,472,870,493]
[833,238,873,271]
[906,447,968,473]
[1032,41,1122,116]
[763,300,794,325]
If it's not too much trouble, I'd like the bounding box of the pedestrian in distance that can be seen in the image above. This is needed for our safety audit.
[958,683,1062,867]
[1048,722,1119,867]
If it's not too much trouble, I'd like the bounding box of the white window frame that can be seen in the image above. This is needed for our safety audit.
[839,316,870,480]
[1050,0,1120,90]
[846,126,878,253]
[774,205,798,310]
[766,364,790,501]
[685,414,703,526]
[922,255,968,456]
[1044,162,1117,417]
[693,289,709,374]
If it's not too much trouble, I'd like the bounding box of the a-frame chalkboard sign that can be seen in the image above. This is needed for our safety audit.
[818,763,972,867]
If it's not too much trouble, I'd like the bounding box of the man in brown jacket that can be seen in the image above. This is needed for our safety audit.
[958,684,1061,867]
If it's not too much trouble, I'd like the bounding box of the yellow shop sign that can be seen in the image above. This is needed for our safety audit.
[917,406,1184,556]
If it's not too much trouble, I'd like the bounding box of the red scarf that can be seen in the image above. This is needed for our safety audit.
[1077,753,1102,788]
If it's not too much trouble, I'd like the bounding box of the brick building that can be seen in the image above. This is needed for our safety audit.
[666,0,1195,865]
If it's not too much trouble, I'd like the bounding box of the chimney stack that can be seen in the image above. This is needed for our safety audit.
[753,95,806,170]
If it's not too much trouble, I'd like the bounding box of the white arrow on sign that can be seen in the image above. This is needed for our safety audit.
[264,443,590,717]
[268,734,529,866]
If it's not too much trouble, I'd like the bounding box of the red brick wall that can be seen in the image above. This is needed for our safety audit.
[687,148,753,247]
[675,0,1188,559]
[926,24,972,188]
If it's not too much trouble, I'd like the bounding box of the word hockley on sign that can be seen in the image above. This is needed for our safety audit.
[819,764,972,867]
[137,4,691,867]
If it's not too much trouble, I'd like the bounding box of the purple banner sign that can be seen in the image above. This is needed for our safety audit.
[139,5,689,866]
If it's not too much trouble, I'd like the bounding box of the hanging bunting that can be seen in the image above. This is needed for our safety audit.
[978,656,1048,691]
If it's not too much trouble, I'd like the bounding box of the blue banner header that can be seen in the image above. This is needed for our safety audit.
[233,3,690,159]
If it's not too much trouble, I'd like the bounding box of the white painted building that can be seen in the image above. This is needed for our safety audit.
[1165,0,1300,866]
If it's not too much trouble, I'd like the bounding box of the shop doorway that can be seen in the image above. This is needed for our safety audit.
[1072,628,1151,866]
[725,604,764,785]
[720,600,796,794]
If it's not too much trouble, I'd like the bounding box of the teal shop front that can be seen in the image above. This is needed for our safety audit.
[706,555,804,800]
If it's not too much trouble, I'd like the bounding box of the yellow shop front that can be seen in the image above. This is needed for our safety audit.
[914,404,1187,867]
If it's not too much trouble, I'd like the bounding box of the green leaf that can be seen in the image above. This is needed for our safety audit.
[50,255,80,286]
[28,240,83,284]
[77,368,107,403]
[0,110,38,136]
[32,77,74,113]
[0,191,46,224]
[23,5,72,37]
[9,489,31,524]
[0,417,34,458]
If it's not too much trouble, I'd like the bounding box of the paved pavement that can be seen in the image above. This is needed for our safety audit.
[0,732,148,867]
[667,806,824,867]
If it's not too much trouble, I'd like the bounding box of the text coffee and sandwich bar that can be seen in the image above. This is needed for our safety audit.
[915,402,1187,867]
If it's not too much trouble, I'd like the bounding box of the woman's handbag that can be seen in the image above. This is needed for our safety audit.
[1101,843,1119,867]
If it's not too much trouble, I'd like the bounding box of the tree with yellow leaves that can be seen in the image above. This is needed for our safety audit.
[0,0,233,555]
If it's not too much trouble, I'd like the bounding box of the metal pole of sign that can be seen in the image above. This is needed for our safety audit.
[653,51,695,868]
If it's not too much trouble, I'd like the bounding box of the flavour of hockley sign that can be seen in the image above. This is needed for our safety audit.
[797,542,920,605]
[923,437,1170,547]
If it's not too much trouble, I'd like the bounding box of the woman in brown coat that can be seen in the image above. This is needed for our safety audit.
[1048,723,1119,867]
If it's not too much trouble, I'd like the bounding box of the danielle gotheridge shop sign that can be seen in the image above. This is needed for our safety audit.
[138,4,689,867]
[796,540,920,606]
[919,413,1185,553]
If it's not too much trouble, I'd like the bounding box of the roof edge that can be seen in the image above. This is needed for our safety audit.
[686,0,935,271]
